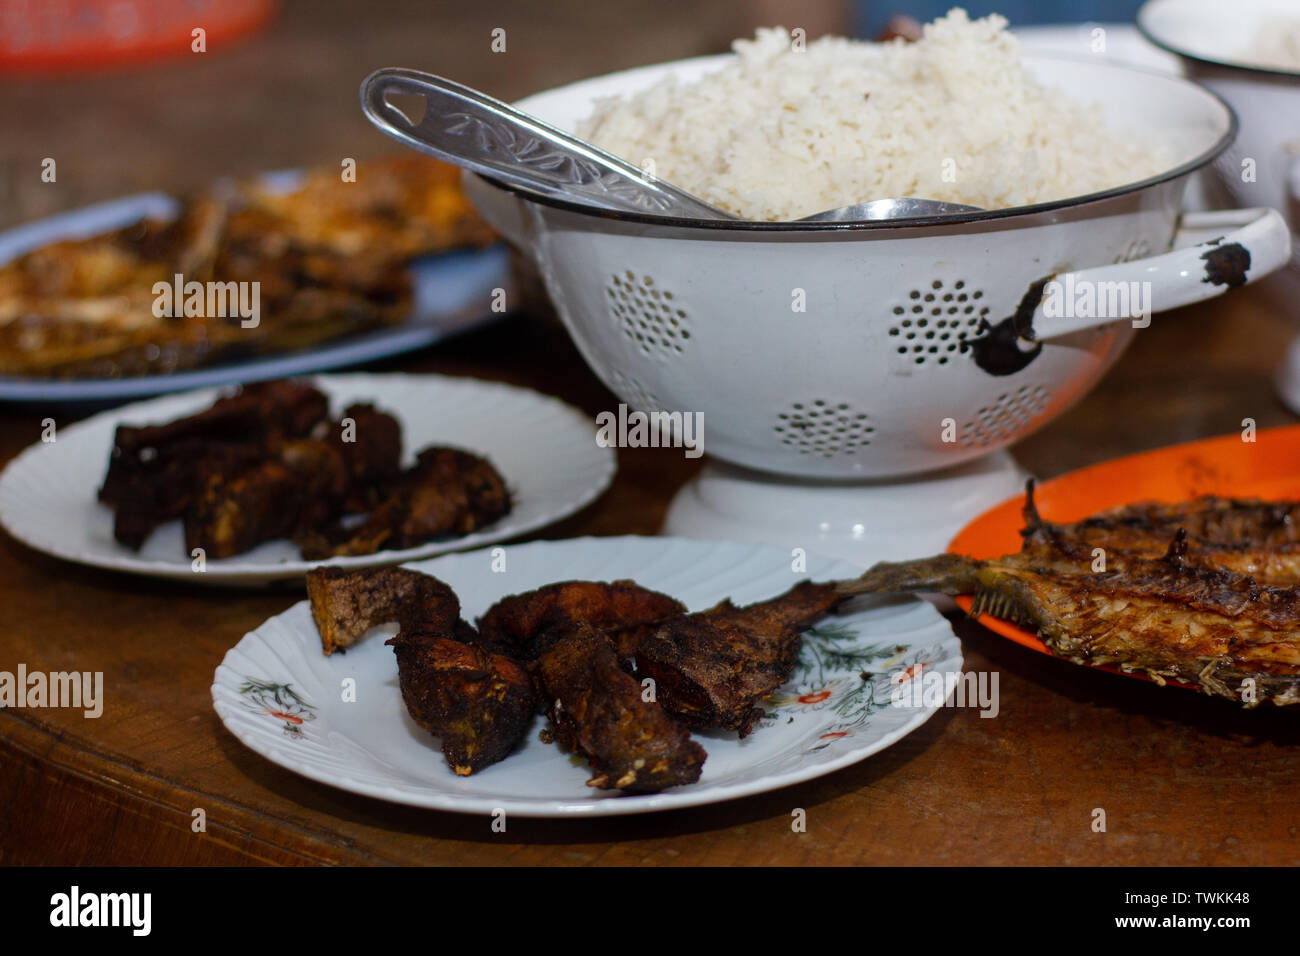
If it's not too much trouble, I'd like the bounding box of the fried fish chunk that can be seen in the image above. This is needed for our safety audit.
[183,458,302,559]
[476,580,686,661]
[534,623,706,792]
[0,196,230,378]
[302,447,510,558]
[327,402,403,511]
[387,630,535,776]
[233,154,496,263]
[277,438,351,534]
[306,565,458,655]
[100,377,509,561]
[99,379,329,548]
[306,566,535,775]
[184,437,352,559]
[108,440,264,550]
[635,581,842,736]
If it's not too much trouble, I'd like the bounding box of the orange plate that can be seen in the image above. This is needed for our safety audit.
[946,424,1300,687]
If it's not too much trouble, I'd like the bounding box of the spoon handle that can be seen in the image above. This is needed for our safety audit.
[360,68,735,220]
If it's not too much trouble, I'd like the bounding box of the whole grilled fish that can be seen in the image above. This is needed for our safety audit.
[849,532,1300,707]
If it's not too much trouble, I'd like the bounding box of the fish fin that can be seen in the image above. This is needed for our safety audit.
[1021,478,1041,530]
[1162,528,1189,567]
[1019,477,1053,552]
[971,589,1011,622]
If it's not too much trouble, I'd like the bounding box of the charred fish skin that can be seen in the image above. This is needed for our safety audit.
[306,565,460,656]
[1081,496,1300,548]
[1031,535,1300,706]
[635,581,842,738]
[386,630,536,776]
[475,579,686,662]
[534,623,706,793]
[306,565,536,774]
[1019,478,1300,586]
[850,539,1300,708]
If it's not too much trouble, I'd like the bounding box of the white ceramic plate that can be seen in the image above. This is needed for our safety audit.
[211,537,962,816]
[0,184,509,403]
[0,373,614,584]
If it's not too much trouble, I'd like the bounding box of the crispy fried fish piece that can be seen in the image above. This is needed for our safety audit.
[387,631,535,776]
[476,580,686,661]
[184,458,301,559]
[277,438,351,533]
[636,581,842,736]
[109,441,264,550]
[1020,480,1300,586]
[303,447,510,558]
[0,157,495,379]
[534,623,706,792]
[852,533,1300,706]
[101,377,506,560]
[306,566,535,775]
[306,565,459,654]
[328,402,402,511]
[99,379,329,548]
[395,447,509,538]
[104,379,329,475]
[184,438,351,559]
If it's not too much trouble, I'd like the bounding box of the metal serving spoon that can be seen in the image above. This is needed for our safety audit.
[798,197,980,222]
[360,68,980,223]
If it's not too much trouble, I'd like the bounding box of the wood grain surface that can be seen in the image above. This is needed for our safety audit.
[1,0,1298,866]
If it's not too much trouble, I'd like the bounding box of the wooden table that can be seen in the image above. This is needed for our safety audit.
[3,0,1299,866]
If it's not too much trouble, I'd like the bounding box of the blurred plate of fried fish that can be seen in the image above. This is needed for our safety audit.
[0,157,506,402]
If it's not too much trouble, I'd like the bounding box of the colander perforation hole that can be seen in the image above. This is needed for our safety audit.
[959,384,1051,448]
[606,273,692,359]
[774,400,875,459]
[889,279,990,366]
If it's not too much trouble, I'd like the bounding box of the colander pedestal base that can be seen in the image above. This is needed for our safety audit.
[662,452,1030,568]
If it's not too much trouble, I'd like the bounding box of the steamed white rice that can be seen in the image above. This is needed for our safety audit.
[576,9,1166,221]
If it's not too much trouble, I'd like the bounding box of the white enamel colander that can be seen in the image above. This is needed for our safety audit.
[448,52,1292,481]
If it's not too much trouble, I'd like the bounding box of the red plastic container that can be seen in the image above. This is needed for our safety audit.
[0,0,276,72]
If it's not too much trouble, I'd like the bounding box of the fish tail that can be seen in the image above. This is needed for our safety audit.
[841,553,984,598]
[844,553,1049,632]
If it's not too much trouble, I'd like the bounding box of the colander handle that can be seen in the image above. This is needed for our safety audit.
[1028,207,1292,340]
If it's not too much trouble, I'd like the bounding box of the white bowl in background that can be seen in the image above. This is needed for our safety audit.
[1139,0,1300,412]
[1139,0,1300,272]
